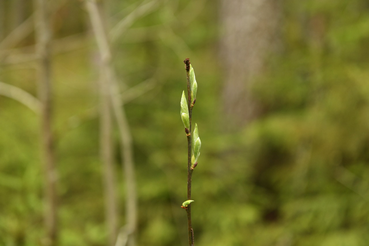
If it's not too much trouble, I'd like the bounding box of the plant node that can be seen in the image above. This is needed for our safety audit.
[191,162,198,170]
[191,99,196,107]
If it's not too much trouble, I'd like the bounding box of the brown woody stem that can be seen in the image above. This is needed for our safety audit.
[184,58,194,246]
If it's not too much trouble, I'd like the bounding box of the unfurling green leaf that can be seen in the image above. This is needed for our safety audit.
[191,152,200,167]
[189,65,197,102]
[181,113,190,129]
[182,200,195,208]
[192,82,197,105]
[191,154,196,165]
[193,138,201,163]
[180,91,190,129]
[192,124,201,164]
[193,123,199,142]
[180,91,189,114]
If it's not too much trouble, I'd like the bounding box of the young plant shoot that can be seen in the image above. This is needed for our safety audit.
[180,58,201,246]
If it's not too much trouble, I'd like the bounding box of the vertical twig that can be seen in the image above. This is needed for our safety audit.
[181,58,200,246]
[0,0,5,41]
[12,0,27,29]
[85,1,137,245]
[184,58,194,246]
[34,0,57,245]
[0,14,34,51]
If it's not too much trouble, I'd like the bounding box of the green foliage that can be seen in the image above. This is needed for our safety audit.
[2,0,369,245]
[238,0,369,244]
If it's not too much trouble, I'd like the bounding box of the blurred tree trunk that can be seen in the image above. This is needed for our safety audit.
[95,2,119,245]
[0,0,5,41]
[85,1,137,245]
[34,0,57,245]
[220,0,280,128]
[12,0,27,29]
[98,55,118,246]
[308,12,326,83]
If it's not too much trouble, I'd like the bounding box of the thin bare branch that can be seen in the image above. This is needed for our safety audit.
[110,0,159,42]
[34,0,58,245]
[2,53,37,65]
[86,1,111,62]
[2,33,89,65]
[1,0,73,64]
[115,226,129,246]
[177,0,208,24]
[159,26,192,59]
[56,77,157,138]
[117,25,161,43]
[110,0,146,22]
[335,166,369,200]
[0,14,34,51]
[0,81,41,114]
[121,78,156,105]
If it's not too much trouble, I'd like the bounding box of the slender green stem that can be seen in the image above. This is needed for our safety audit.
[184,58,194,246]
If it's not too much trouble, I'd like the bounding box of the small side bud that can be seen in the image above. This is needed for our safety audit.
[191,162,198,170]
[182,200,195,208]
[191,98,197,107]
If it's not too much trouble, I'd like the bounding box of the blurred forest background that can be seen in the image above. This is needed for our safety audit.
[1,0,369,245]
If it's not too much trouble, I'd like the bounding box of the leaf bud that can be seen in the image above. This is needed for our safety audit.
[190,65,197,102]
[192,124,201,164]
[180,91,190,129]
